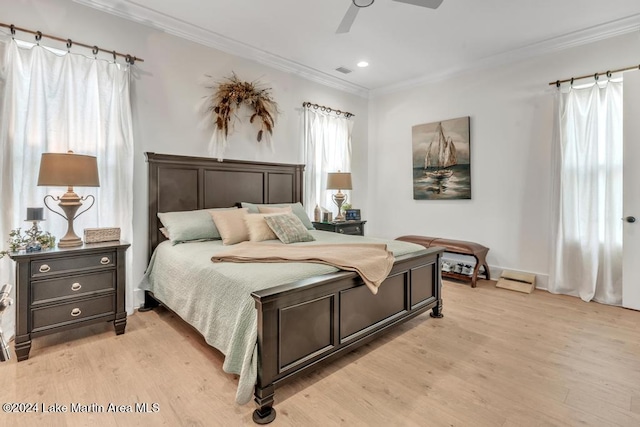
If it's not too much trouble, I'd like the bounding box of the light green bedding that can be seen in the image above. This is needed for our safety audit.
[138,231,424,405]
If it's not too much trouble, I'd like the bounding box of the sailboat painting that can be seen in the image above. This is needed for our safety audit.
[412,116,471,200]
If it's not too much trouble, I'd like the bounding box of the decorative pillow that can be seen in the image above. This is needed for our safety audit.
[210,208,250,245]
[157,207,237,245]
[264,213,316,244]
[257,205,292,214]
[244,213,280,242]
[241,202,314,230]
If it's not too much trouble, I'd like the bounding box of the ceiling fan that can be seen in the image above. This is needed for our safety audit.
[337,0,444,34]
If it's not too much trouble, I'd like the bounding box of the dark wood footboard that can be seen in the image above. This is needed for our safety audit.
[251,247,443,423]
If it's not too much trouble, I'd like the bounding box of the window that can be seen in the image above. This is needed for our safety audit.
[302,107,352,219]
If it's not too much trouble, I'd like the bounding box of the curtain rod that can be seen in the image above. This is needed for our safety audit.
[303,102,354,118]
[0,22,144,64]
[549,63,639,86]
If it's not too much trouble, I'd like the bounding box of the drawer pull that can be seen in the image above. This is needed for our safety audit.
[356,227,361,233]
[70,308,82,317]
[39,264,51,273]
[71,282,82,291]
[100,257,111,265]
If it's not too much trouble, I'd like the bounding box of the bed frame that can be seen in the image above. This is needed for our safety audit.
[144,152,443,424]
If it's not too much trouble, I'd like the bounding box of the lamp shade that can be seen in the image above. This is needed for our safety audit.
[37,152,100,187]
[326,172,352,190]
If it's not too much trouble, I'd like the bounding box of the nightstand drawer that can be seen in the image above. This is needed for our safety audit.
[31,271,115,305]
[32,294,115,331]
[337,225,363,235]
[31,251,116,278]
[312,220,366,236]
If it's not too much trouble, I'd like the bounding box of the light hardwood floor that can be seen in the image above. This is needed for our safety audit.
[1,280,640,427]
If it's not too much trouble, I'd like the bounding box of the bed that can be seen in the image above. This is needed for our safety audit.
[141,152,444,424]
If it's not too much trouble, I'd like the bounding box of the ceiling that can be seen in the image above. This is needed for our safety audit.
[76,0,640,96]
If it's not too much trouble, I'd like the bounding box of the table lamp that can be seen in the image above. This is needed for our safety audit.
[326,172,352,222]
[37,151,100,247]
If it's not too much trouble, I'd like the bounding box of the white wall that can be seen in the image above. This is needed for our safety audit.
[4,0,369,308]
[368,31,640,286]
[4,0,640,306]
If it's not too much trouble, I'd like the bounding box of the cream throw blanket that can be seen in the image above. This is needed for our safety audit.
[212,242,395,294]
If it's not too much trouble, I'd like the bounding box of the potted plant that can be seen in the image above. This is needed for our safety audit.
[0,228,56,258]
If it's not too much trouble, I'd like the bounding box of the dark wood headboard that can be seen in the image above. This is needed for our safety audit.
[145,152,305,256]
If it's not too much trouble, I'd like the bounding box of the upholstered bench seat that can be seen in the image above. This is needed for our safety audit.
[396,235,490,288]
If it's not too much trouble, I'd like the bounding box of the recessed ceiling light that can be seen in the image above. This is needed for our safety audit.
[357,61,369,68]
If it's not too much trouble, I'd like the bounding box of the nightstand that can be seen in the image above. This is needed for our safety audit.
[8,241,130,361]
[312,220,366,236]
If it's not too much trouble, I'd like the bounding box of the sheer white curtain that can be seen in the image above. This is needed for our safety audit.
[303,108,353,219]
[0,38,134,339]
[549,81,623,305]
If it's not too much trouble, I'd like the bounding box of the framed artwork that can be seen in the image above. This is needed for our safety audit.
[345,209,361,221]
[412,116,471,200]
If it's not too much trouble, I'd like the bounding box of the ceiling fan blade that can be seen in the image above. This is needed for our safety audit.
[336,3,360,34]
[392,0,444,9]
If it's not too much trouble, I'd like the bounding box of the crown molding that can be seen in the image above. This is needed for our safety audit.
[370,13,640,98]
[75,1,640,100]
[73,0,370,98]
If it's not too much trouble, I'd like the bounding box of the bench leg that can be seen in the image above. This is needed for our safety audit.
[471,254,491,287]
[483,263,491,280]
[471,263,480,288]
[471,262,491,288]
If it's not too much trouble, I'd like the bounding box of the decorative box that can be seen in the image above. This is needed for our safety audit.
[84,227,121,243]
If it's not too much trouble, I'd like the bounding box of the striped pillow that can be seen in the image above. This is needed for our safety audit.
[264,213,315,244]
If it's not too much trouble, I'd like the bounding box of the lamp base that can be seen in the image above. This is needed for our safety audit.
[44,188,95,249]
[58,236,83,248]
[332,191,348,223]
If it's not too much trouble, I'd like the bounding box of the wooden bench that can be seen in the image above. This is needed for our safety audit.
[396,236,490,288]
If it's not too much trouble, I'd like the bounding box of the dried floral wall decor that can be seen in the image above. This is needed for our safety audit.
[203,73,279,160]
